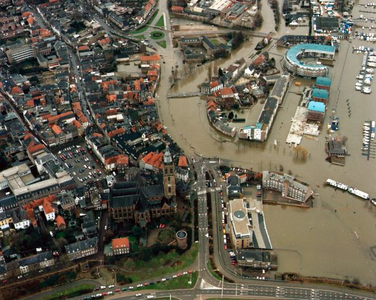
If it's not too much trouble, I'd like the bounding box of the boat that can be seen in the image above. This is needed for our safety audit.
[371,198,376,206]
[326,179,348,191]
[348,187,370,200]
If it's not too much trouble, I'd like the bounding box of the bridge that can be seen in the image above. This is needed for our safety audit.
[167,91,201,98]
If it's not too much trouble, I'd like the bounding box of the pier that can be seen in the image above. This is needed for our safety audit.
[167,91,201,98]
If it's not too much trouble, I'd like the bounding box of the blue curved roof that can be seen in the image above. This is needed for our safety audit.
[308,101,325,113]
[286,43,335,69]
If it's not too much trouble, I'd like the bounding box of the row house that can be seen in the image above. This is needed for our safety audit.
[19,252,55,274]
[65,237,98,261]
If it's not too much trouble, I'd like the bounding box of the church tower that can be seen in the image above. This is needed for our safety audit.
[163,148,176,199]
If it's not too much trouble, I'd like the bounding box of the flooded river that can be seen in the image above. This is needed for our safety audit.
[156,1,376,285]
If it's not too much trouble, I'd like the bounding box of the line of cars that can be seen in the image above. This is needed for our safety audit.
[219,189,229,250]
[228,250,238,266]
[361,121,375,155]
[355,53,375,93]
[59,145,85,161]
[84,271,194,299]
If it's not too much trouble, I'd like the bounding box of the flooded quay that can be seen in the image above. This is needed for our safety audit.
[155,1,376,285]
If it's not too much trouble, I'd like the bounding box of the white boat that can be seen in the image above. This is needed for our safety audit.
[348,187,370,200]
[326,179,348,191]
[371,198,376,206]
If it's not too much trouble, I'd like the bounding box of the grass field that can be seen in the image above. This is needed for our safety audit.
[128,236,139,251]
[155,15,165,27]
[134,35,146,40]
[130,26,149,35]
[40,284,94,300]
[207,260,222,281]
[139,271,198,291]
[123,244,198,282]
[157,40,167,49]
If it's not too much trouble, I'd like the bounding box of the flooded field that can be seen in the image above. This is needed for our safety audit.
[156,1,376,285]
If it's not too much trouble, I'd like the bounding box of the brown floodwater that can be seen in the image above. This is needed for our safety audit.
[155,1,376,285]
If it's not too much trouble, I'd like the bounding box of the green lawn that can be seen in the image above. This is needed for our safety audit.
[207,260,222,281]
[129,236,139,251]
[123,244,198,282]
[210,39,220,46]
[150,31,165,40]
[40,284,94,300]
[147,9,159,25]
[139,271,198,291]
[157,40,167,49]
[134,35,146,40]
[131,26,149,35]
[155,15,165,27]
[130,9,159,35]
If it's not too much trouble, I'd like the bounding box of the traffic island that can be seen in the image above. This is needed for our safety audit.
[150,31,165,40]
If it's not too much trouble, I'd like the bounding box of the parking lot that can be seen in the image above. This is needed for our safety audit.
[57,143,105,186]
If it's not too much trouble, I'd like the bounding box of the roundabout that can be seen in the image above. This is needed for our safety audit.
[150,31,165,40]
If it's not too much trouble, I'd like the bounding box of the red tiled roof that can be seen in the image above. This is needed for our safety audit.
[178,156,188,168]
[28,143,45,154]
[27,15,34,25]
[40,28,52,38]
[210,80,220,88]
[22,12,32,18]
[11,86,23,94]
[55,215,66,228]
[106,109,118,115]
[43,199,54,214]
[134,80,141,91]
[72,102,82,112]
[24,195,56,213]
[141,152,163,169]
[218,87,234,96]
[105,154,128,166]
[47,111,74,124]
[106,94,117,102]
[51,124,63,135]
[207,100,217,109]
[73,120,81,128]
[99,37,111,45]
[77,45,90,52]
[112,237,129,249]
[171,6,184,12]
[108,127,125,138]
[140,53,160,63]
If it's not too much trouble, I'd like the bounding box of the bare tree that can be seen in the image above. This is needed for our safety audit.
[293,145,308,161]
[207,64,213,81]
[57,237,68,248]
